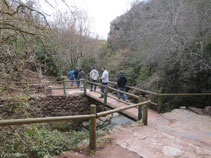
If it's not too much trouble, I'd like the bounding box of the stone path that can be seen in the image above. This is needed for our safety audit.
[83,89,211,158]
[108,109,211,158]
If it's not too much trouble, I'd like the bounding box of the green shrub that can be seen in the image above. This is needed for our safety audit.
[0,124,89,158]
[0,96,89,158]
[135,66,150,84]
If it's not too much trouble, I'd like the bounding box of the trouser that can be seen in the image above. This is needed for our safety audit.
[90,79,97,90]
[79,79,84,90]
[101,82,108,97]
[70,80,74,86]
[117,87,128,101]
[76,80,80,87]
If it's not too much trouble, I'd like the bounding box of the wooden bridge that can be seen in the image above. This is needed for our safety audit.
[27,78,211,122]
[0,79,152,150]
[84,80,156,122]
[1,78,211,150]
[49,79,156,123]
[51,79,211,123]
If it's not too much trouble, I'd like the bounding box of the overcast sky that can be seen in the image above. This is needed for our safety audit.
[40,0,136,39]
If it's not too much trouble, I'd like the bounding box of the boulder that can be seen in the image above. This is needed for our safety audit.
[188,107,203,115]
[203,106,211,116]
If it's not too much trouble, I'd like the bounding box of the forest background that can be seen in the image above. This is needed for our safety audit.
[0,0,211,110]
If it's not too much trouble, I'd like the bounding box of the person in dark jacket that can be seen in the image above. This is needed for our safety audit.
[74,67,80,87]
[117,71,128,101]
[78,69,85,91]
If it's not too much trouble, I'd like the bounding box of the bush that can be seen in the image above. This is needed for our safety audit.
[0,96,89,158]
[0,125,89,158]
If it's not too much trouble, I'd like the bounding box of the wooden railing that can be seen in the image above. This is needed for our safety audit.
[1,78,151,150]
[0,101,150,150]
[13,79,211,114]
[85,80,142,106]
[85,80,150,120]
[56,79,211,114]
[108,81,160,112]
[107,81,211,113]
[108,81,158,95]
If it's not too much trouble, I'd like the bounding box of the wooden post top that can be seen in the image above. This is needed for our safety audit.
[90,104,96,114]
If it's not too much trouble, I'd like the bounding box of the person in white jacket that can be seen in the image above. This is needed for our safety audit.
[89,67,99,91]
[100,67,109,98]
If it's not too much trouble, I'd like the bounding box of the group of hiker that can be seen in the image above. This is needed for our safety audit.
[68,67,128,102]
[68,68,85,90]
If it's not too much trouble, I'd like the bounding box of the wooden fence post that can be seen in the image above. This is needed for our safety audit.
[89,105,96,150]
[143,95,149,125]
[157,94,162,113]
[84,80,87,95]
[142,98,146,125]
[104,86,108,105]
[138,95,143,121]
[62,80,66,95]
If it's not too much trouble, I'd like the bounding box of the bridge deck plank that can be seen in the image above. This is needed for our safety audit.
[86,89,158,121]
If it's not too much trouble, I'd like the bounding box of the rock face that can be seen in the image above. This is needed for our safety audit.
[29,95,107,117]
[162,146,184,156]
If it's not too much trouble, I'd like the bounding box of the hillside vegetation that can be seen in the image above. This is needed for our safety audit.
[0,0,103,96]
[0,0,210,110]
[97,0,211,110]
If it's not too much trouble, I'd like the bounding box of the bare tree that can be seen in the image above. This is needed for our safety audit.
[0,0,50,95]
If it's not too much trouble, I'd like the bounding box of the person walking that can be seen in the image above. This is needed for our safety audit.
[117,71,129,102]
[90,67,99,92]
[99,67,109,98]
[74,67,80,87]
[77,69,85,91]
[68,69,74,87]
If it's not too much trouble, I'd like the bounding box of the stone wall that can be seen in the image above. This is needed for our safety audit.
[0,95,107,118]
[29,95,107,117]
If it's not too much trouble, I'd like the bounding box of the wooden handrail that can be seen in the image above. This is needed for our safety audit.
[86,80,105,87]
[159,93,211,96]
[0,114,95,126]
[18,80,81,85]
[59,80,81,83]
[128,86,158,96]
[52,87,79,90]
[109,81,158,96]
[107,86,139,99]
[150,101,158,106]
[0,101,150,126]
[97,101,150,117]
